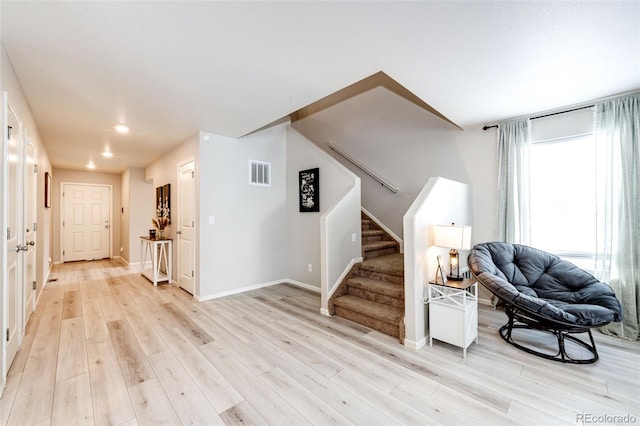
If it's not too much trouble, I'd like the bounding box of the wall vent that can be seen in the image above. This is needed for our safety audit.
[249,160,271,186]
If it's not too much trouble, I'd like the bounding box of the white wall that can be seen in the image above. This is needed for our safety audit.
[293,85,499,309]
[1,46,54,298]
[403,177,472,349]
[292,86,499,245]
[198,124,288,298]
[120,167,153,264]
[145,135,198,282]
[286,127,361,288]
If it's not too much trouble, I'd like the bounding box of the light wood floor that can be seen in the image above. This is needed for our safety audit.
[1,259,638,425]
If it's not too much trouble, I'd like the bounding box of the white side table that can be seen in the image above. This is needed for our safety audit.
[426,278,478,358]
[139,237,172,286]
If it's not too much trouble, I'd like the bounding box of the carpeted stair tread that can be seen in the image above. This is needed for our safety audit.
[348,277,403,299]
[362,230,384,237]
[363,240,397,252]
[333,295,403,324]
[360,253,404,277]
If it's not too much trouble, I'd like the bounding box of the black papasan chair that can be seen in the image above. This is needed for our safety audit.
[468,242,623,364]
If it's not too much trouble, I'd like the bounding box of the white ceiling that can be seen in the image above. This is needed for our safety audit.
[2,1,639,173]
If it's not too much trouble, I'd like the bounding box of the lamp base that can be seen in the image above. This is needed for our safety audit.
[446,275,464,281]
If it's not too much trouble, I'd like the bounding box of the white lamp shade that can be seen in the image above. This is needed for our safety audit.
[433,224,472,250]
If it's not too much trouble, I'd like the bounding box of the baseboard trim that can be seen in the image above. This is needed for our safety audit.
[195,278,318,302]
[404,336,427,351]
[283,279,320,293]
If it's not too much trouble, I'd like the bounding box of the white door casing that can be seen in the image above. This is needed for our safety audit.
[177,160,196,295]
[2,94,24,383]
[61,183,111,262]
[23,136,37,324]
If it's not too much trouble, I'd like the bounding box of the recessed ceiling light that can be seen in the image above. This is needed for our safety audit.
[87,161,96,169]
[115,124,129,133]
[102,151,113,158]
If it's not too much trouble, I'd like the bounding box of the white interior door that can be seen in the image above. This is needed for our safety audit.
[3,94,24,379]
[62,184,111,262]
[177,161,195,294]
[23,138,37,324]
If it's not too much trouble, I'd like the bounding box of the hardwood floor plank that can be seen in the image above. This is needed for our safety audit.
[199,343,312,425]
[62,289,83,319]
[182,305,275,376]
[259,367,355,425]
[389,381,488,426]
[127,379,181,425]
[249,338,398,426]
[110,283,166,356]
[51,373,94,426]
[0,372,21,425]
[159,302,214,346]
[507,400,574,426]
[106,319,156,387]
[148,350,225,425]
[199,299,263,344]
[7,290,46,375]
[97,287,125,323]
[157,326,244,413]
[7,296,63,425]
[234,308,344,378]
[219,400,268,426]
[86,334,137,426]
[330,369,437,425]
[79,278,109,339]
[56,317,88,382]
[6,261,639,426]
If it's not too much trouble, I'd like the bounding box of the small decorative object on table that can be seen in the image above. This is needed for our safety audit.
[149,229,156,239]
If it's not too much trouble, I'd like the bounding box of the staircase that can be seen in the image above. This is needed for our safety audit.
[329,212,405,342]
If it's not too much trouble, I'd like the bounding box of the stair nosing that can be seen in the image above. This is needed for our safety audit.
[347,277,403,297]
[362,240,397,250]
[333,295,403,323]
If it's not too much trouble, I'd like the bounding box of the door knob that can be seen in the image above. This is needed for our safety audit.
[176,230,182,235]
[16,245,27,252]
[27,241,35,246]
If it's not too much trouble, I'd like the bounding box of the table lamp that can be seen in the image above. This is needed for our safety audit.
[433,223,472,281]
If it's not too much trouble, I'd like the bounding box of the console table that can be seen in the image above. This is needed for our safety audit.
[139,236,172,286]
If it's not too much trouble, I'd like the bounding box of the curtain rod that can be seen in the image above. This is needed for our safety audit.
[482,105,594,131]
[482,89,640,131]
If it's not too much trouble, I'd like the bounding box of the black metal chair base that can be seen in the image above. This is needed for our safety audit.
[499,307,599,364]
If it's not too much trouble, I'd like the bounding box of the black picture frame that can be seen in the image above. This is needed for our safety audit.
[44,172,52,208]
[299,168,319,212]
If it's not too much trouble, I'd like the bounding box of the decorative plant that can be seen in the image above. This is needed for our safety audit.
[152,199,170,232]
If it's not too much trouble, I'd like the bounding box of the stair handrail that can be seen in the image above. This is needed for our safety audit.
[327,142,399,193]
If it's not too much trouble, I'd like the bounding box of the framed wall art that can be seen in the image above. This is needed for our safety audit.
[299,168,319,212]
[44,172,52,208]
[155,183,171,223]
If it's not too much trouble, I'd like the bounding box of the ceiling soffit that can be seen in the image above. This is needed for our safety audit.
[288,71,461,130]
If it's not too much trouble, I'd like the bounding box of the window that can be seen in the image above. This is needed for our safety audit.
[249,160,271,186]
[529,108,596,271]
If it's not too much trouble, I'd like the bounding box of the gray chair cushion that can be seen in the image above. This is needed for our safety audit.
[468,242,623,327]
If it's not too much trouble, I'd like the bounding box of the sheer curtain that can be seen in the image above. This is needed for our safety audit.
[497,119,531,244]
[595,93,640,340]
